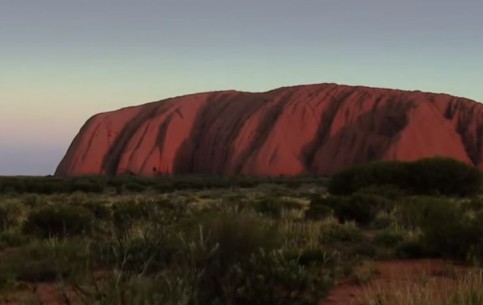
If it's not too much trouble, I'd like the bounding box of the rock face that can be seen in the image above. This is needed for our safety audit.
[56,84,483,176]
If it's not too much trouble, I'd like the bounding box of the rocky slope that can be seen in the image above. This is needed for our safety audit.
[55,84,483,176]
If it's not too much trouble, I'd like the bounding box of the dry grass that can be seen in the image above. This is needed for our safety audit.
[360,269,483,305]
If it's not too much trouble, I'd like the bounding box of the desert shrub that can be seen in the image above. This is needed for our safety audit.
[318,218,374,258]
[467,211,483,261]
[185,228,334,305]
[73,270,195,305]
[374,229,404,247]
[350,262,378,285]
[395,238,428,259]
[334,195,382,226]
[461,197,483,213]
[182,214,309,305]
[328,161,408,195]
[22,194,45,207]
[370,212,393,229]
[23,204,94,238]
[393,196,436,230]
[294,247,339,267]
[252,197,284,218]
[305,204,333,220]
[418,199,470,258]
[0,201,24,231]
[319,218,363,244]
[214,249,333,305]
[395,197,483,261]
[307,194,388,226]
[101,226,182,274]
[0,231,30,249]
[78,248,334,305]
[408,157,482,197]
[349,240,377,258]
[0,239,91,282]
[305,196,344,220]
[328,157,482,197]
[83,200,112,220]
[253,197,303,218]
[356,184,406,200]
[112,201,155,232]
[191,214,281,265]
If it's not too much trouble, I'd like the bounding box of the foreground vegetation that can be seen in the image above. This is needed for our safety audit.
[0,157,482,304]
[361,270,483,305]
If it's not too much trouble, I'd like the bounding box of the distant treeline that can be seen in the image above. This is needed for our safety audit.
[2,157,481,196]
[0,174,328,195]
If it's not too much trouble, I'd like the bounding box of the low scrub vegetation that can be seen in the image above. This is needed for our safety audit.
[0,157,481,304]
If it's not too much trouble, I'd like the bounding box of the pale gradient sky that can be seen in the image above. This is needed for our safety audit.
[1,0,482,175]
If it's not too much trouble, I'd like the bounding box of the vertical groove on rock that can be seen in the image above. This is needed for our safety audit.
[302,87,359,172]
[101,103,164,175]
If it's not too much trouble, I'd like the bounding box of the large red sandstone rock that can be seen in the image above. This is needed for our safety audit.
[55,84,483,176]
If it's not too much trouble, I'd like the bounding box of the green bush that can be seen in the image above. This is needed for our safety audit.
[218,249,333,305]
[103,228,182,274]
[192,214,281,265]
[461,197,483,213]
[112,201,155,233]
[374,230,404,247]
[356,184,406,200]
[408,157,482,196]
[83,200,112,220]
[23,204,94,238]
[331,195,376,226]
[184,214,286,304]
[370,213,392,230]
[305,196,344,221]
[395,238,427,259]
[328,157,482,197]
[419,200,483,260]
[0,231,30,249]
[394,197,483,261]
[253,197,284,218]
[319,219,363,244]
[77,248,334,305]
[0,239,92,283]
[393,196,433,230]
[22,194,45,208]
[72,270,195,305]
[306,194,387,226]
[253,197,302,218]
[328,161,408,195]
[0,201,24,232]
[305,204,333,220]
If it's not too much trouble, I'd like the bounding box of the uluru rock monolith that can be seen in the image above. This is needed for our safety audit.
[55,84,483,176]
